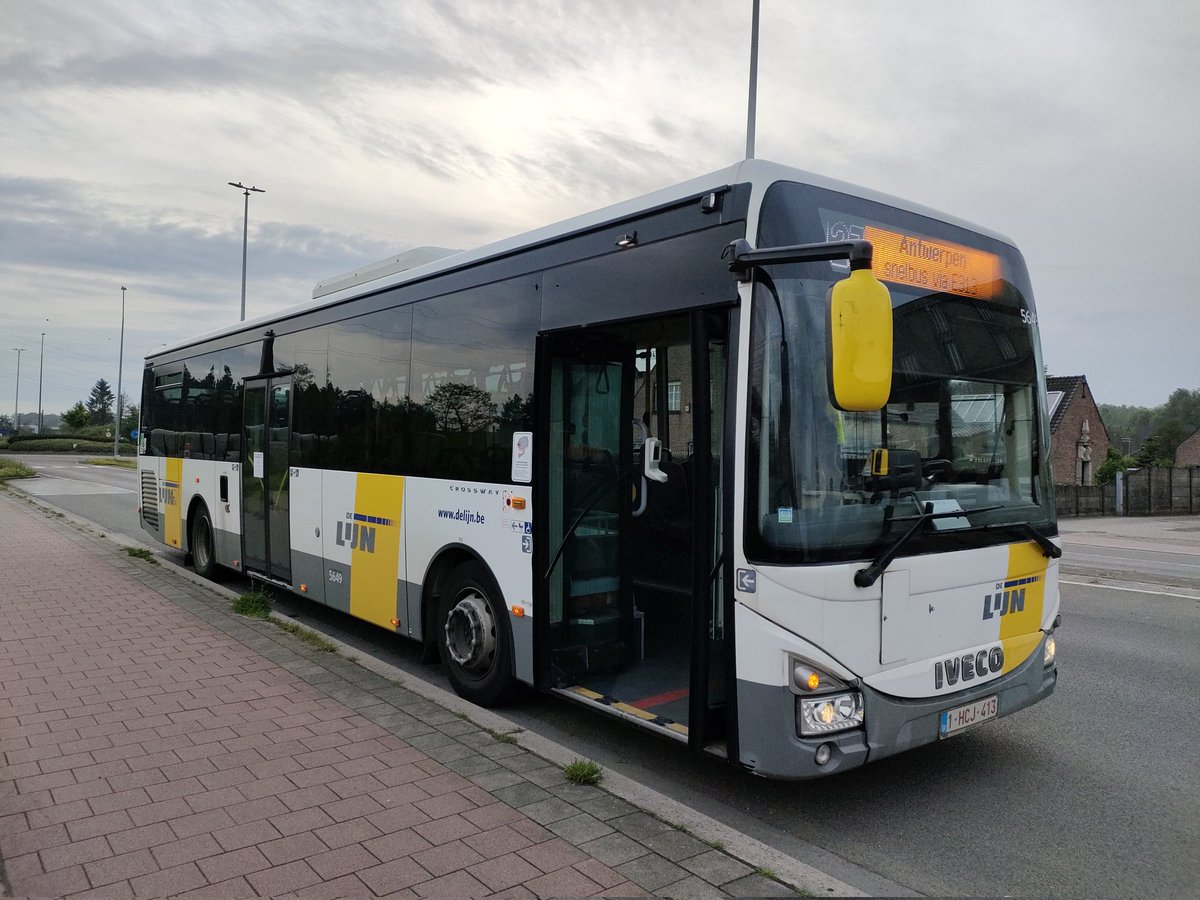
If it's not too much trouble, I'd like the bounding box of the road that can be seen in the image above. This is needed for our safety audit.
[5,454,1198,897]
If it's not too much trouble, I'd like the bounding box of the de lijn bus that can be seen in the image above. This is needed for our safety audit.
[138,159,1061,778]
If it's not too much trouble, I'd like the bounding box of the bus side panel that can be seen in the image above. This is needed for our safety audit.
[179,459,220,556]
[137,454,165,545]
[321,470,406,632]
[211,460,242,570]
[162,457,184,549]
[404,476,535,686]
[289,467,325,605]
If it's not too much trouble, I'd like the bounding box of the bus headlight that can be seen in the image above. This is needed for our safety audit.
[799,692,864,736]
[1044,635,1057,666]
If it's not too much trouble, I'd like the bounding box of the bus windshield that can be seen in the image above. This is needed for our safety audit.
[746,181,1056,565]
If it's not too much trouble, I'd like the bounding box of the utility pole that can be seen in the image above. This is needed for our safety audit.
[746,0,760,159]
[113,286,126,458]
[227,182,265,322]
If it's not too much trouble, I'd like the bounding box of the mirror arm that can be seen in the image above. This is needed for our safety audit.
[723,238,874,281]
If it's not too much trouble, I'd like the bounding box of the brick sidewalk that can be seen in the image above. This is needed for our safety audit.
[0,489,791,899]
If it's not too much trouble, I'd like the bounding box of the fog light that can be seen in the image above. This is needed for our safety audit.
[1044,635,1057,666]
[814,743,833,766]
[799,691,864,736]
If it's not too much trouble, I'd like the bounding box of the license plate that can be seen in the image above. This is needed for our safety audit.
[939,694,998,738]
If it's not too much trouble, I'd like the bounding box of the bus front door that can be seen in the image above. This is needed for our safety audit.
[542,311,728,748]
[241,377,293,584]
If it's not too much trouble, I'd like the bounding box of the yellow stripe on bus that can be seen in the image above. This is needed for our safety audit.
[348,473,404,630]
[1000,541,1050,672]
[164,458,182,548]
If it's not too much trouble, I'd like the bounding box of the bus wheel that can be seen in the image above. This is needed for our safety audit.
[191,507,217,579]
[438,561,515,706]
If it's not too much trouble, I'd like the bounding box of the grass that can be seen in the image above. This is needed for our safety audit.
[562,758,603,786]
[233,591,272,618]
[123,546,158,564]
[83,457,136,469]
[274,619,339,652]
[754,867,777,880]
[0,460,35,481]
[233,591,338,652]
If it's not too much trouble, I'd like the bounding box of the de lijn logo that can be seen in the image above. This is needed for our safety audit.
[982,575,1039,620]
[336,512,394,553]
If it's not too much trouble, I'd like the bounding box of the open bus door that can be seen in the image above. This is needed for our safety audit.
[241,375,293,584]
[538,310,730,753]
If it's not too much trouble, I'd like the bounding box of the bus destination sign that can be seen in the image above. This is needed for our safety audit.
[863,225,1001,300]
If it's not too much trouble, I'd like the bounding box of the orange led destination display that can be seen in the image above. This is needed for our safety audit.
[864,226,1001,300]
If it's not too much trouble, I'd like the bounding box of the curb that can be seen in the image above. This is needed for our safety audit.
[3,481,865,896]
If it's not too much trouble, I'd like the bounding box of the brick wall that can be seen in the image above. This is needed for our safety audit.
[1176,429,1200,467]
[1051,381,1111,485]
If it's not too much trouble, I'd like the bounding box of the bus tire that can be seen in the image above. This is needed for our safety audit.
[190,506,217,580]
[437,560,515,706]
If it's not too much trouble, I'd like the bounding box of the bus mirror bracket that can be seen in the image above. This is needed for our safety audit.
[723,238,893,412]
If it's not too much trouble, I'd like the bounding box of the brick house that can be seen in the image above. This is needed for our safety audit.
[1046,375,1111,485]
[1176,428,1200,467]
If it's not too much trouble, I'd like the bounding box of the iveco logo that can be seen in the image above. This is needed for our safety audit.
[982,576,1039,620]
[935,646,1004,689]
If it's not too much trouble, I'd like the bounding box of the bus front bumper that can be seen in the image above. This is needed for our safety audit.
[735,633,1057,779]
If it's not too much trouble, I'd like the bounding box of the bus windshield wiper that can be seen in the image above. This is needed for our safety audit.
[979,520,1063,559]
[854,503,1002,588]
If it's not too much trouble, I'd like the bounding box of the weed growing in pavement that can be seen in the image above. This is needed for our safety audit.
[124,546,158,564]
[484,727,522,744]
[274,620,338,653]
[563,758,603,785]
[705,838,726,851]
[755,867,777,880]
[233,591,272,618]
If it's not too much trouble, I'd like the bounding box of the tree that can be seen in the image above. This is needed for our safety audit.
[61,402,91,430]
[0,413,12,435]
[121,403,140,437]
[1133,434,1173,468]
[1095,446,1134,485]
[424,383,497,433]
[86,379,115,425]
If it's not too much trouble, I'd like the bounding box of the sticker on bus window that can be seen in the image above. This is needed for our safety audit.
[252,452,264,478]
[778,507,794,524]
[511,432,532,483]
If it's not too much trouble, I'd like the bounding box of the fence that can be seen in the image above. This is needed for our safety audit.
[1055,467,1200,517]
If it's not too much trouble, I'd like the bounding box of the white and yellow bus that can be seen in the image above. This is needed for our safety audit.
[138,159,1060,778]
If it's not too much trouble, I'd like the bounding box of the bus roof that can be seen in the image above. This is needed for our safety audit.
[150,158,1015,360]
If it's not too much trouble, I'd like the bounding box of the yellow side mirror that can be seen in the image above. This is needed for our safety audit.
[827,268,893,411]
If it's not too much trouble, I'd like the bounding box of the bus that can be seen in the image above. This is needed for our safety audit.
[138,158,1061,778]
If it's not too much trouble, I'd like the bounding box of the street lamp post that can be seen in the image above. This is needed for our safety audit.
[37,331,45,434]
[11,348,23,433]
[112,286,127,458]
[113,286,126,458]
[227,181,265,322]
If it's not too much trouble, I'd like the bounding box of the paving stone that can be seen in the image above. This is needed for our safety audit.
[657,873,732,898]
[578,831,650,867]
[547,811,614,845]
[723,873,797,896]
[490,782,552,808]
[576,794,638,821]
[642,827,711,861]
[681,849,754,886]
[617,852,690,892]
[610,811,673,842]
[518,797,580,826]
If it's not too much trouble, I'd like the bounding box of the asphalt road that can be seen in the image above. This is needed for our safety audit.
[6,455,1198,897]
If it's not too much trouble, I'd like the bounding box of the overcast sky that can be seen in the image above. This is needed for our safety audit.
[1,0,1197,422]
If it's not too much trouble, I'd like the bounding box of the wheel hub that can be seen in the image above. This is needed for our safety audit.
[444,591,496,670]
